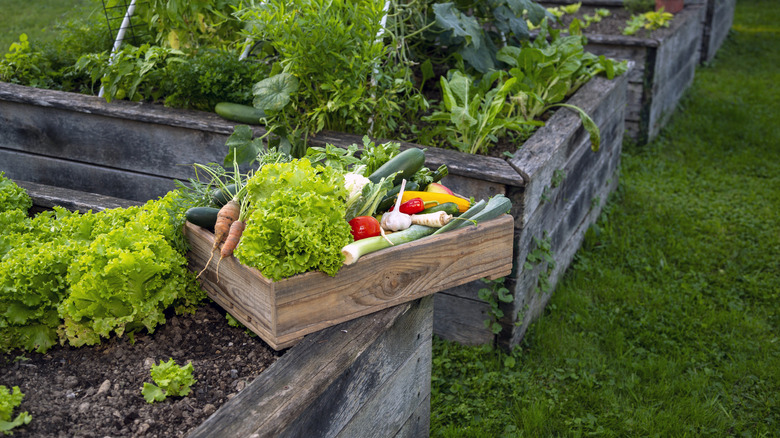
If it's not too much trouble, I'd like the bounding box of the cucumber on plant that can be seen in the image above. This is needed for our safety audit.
[215,102,266,125]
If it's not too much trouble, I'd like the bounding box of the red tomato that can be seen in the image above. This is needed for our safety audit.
[348,216,381,241]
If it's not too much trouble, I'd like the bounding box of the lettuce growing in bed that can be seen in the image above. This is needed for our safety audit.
[235,158,353,281]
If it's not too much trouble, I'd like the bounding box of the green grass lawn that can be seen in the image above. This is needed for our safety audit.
[430,0,779,436]
[0,0,97,51]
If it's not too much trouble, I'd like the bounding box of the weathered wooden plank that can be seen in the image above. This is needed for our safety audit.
[274,296,432,438]
[700,0,736,63]
[335,338,432,437]
[16,180,142,212]
[310,130,525,188]
[0,149,178,202]
[0,99,227,181]
[501,174,620,349]
[433,291,494,346]
[395,394,431,438]
[508,72,629,227]
[0,81,257,136]
[188,297,432,438]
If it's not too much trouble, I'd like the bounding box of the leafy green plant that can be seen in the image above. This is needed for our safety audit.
[130,0,241,49]
[0,386,31,435]
[422,70,539,154]
[623,9,675,36]
[237,0,418,148]
[142,358,197,403]
[478,278,514,335]
[523,231,555,296]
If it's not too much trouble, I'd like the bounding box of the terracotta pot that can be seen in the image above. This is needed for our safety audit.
[656,0,684,13]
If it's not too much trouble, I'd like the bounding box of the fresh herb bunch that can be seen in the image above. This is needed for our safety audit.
[142,358,197,403]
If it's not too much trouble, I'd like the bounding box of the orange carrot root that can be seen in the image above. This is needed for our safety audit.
[216,220,246,283]
[198,199,240,279]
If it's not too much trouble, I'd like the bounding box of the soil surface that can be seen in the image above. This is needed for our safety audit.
[1,301,281,438]
[543,4,680,38]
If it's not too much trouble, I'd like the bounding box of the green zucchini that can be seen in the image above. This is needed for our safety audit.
[376,181,420,212]
[368,148,426,185]
[421,202,460,216]
[186,207,221,229]
[211,184,238,207]
[215,102,266,125]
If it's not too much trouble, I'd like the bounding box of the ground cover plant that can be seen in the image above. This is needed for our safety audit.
[430,0,780,435]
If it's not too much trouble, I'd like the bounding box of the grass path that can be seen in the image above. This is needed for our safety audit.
[430,0,779,435]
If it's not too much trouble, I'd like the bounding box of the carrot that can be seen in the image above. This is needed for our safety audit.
[215,219,246,282]
[197,199,240,278]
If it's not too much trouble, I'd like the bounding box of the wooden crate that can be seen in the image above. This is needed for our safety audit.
[184,215,514,350]
[694,0,736,63]
[20,181,435,438]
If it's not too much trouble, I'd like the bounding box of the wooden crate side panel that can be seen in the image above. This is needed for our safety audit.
[502,175,619,349]
[270,215,513,342]
[433,289,494,345]
[626,82,645,124]
[581,43,649,84]
[278,296,432,438]
[1,149,176,202]
[509,73,628,227]
[0,100,229,182]
[701,0,736,62]
[188,298,432,438]
[184,224,278,344]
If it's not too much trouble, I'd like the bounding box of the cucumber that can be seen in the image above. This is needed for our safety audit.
[186,207,221,229]
[215,102,266,125]
[367,148,426,185]
[376,181,419,212]
[211,184,238,206]
[421,202,460,216]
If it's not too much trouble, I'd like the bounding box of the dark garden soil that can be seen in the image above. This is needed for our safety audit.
[0,301,281,438]
[543,4,679,38]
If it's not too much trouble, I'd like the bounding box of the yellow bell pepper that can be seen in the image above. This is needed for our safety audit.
[400,191,471,213]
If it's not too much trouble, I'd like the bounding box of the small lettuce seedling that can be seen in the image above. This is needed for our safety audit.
[142,359,197,403]
[0,385,31,434]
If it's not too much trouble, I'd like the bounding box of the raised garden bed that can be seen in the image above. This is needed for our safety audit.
[540,0,706,143]
[1,69,627,351]
[2,182,435,438]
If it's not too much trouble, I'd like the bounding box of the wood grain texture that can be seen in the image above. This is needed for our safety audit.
[16,180,143,212]
[700,0,736,63]
[185,215,513,350]
[1,149,178,202]
[188,296,433,438]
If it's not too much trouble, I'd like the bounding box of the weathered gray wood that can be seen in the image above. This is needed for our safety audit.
[395,394,431,438]
[1,149,179,201]
[699,0,736,63]
[310,130,526,188]
[16,180,143,212]
[433,290,494,346]
[509,72,629,227]
[0,81,260,202]
[188,296,433,438]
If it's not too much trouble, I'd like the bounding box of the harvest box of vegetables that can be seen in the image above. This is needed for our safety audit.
[182,143,514,350]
